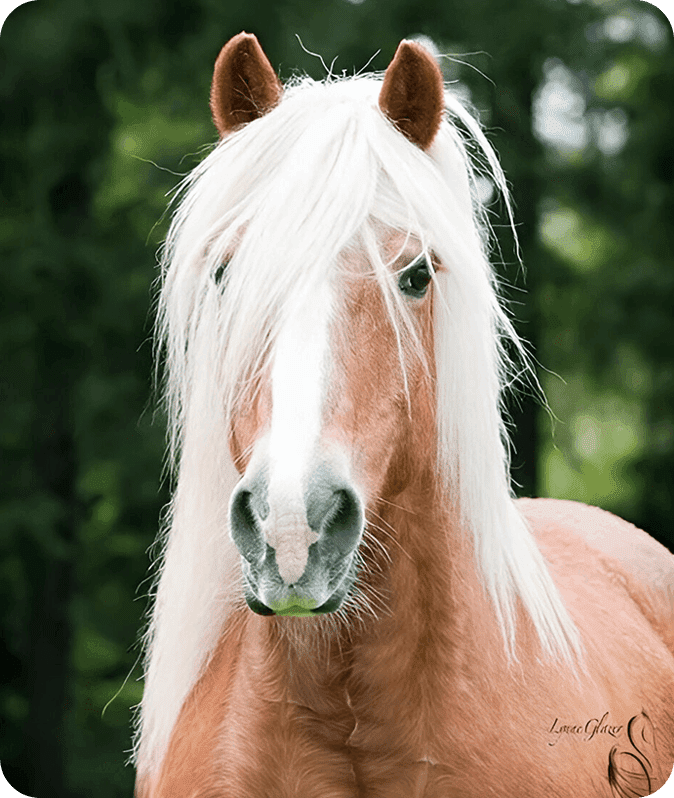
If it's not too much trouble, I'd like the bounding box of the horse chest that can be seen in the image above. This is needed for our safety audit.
[150,633,673,798]
[248,705,663,798]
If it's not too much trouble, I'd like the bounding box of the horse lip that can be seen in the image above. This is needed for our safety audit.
[242,591,321,617]
[272,605,316,617]
[266,593,320,615]
[247,595,345,617]
[243,593,276,615]
[243,578,352,617]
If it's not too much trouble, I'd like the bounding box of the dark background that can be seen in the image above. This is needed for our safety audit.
[1,0,672,795]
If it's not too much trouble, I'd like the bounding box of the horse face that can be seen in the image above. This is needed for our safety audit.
[214,33,443,618]
[228,231,436,617]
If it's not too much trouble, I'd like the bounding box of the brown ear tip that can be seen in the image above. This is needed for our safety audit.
[393,39,439,69]
[224,31,257,47]
[214,32,260,65]
[397,39,427,55]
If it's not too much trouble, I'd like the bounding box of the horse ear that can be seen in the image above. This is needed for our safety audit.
[379,40,444,150]
[210,32,283,137]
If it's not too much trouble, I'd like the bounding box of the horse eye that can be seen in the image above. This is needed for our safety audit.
[398,255,433,298]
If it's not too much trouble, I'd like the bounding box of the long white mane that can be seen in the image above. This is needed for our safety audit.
[134,72,581,776]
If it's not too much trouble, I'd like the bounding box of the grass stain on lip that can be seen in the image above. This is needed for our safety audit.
[268,595,319,616]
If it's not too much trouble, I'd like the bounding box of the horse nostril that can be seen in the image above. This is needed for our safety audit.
[230,485,267,564]
[321,488,364,553]
[328,489,359,530]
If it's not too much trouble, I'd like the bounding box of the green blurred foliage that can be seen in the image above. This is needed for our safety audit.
[0,0,672,795]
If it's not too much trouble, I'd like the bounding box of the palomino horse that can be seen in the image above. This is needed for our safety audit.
[134,33,674,797]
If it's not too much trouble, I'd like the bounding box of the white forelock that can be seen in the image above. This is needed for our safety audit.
[135,71,581,777]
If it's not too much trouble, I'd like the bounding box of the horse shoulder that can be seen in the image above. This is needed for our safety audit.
[518,497,674,656]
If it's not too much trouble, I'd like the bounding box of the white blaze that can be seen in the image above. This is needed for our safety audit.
[263,278,333,584]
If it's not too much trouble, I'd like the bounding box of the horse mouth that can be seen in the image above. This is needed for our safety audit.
[244,592,346,617]
[242,560,356,617]
[266,593,320,616]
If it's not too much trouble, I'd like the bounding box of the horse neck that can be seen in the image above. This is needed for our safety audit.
[360,470,477,663]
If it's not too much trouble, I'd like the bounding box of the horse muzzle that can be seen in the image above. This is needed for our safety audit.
[229,463,364,616]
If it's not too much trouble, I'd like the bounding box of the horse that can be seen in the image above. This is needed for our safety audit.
[133,32,674,798]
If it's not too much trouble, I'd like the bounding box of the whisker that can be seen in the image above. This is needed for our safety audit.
[360,526,393,564]
[374,496,418,516]
[366,511,414,563]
